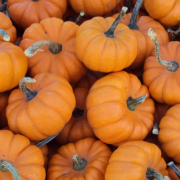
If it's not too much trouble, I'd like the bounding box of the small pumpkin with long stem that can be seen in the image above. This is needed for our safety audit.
[7,0,67,29]
[86,71,155,146]
[47,138,112,180]
[112,0,169,70]
[20,17,87,84]
[105,141,169,180]
[158,104,180,163]
[6,73,76,141]
[75,6,138,72]
[143,29,180,105]
[0,130,45,180]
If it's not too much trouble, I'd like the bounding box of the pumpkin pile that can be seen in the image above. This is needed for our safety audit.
[1,0,180,179]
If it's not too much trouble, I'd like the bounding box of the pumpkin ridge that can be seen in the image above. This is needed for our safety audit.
[99,38,108,70]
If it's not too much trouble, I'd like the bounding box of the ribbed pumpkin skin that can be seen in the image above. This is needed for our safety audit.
[75,17,138,72]
[105,141,168,180]
[144,0,180,27]
[158,104,180,163]
[143,41,180,105]
[0,130,45,180]
[167,164,180,180]
[8,0,67,29]
[6,73,76,141]
[20,18,87,84]
[48,138,112,180]
[86,71,155,146]
[0,42,28,92]
[111,13,169,69]
[0,12,16,43]
[68,0,120,17]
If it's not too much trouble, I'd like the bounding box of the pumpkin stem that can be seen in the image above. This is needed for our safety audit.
[127,94,147,111]
[24,40,62,57]
[125,0,131,13]
[0,29,10,41]
[168,161,180,178]
[152,123,159,135]
[72,107,84,118]
[0,2,7,12]
[36,130,62,147]
[75,12,85,24]
[5,8,10,18]
[104,6,128,38]
[72,154,87,171]
[146,167,170,180]
[128,0,144,30]
[0,160,21,180]
[167,27,180,41]
[19,77,37,101]
[148,28,179,72]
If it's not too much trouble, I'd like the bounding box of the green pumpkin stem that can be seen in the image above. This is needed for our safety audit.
[104,6,128,38]
[168,161,180,178]
[0,160,21,180]
[127,94,147,111]
[72,154,87,171]
[5,8,10,18]
[75,12,85,24]
[0,29,10,41]
[36,130,62,147]
[72,107,84,118]
[19,77,37,101]
[24,40,62,57]
[152,123,159,135]
[146,167,170,180]
[148,28,179,72]
[128,0,144,30]
[0,2,7,12]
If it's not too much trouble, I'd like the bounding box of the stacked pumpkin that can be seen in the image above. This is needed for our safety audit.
[0,0,180,179]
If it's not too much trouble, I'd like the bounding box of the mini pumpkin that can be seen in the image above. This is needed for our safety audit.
[86,71,155,146]
[47,138,112,180]
[6,73,76,141]
[20,17,87,84]
[7,0,67,29]
[0,130,45,180]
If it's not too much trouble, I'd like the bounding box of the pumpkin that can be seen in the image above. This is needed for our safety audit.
[0,12,16,43]
[75,7,138,72]
[55,71,101,145]
[0,41,28,92]
[0,130,45,180]
[105,141,169,180]
[68,0,121,17]
[47,138,112,180]
[112,0,169,69]
[0,91,10,129]
[167,162,180,180]
[20,17,87,84]
[158,104,180,163]
[144,0,180,27]
[7,0,67,29]
[86,71,155,146]
[6,73,76,141]
[143,29,180,105]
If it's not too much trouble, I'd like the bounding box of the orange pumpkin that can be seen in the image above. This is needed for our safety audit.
[6,73,76,141]
[144,0,180,27]
[7,0,67,29]
[75,7,138,72]
[0,42,28,92]
[158,104,180,163]
[47,138,112,180]
[20,17,87,84]
[55,72,101,145]
[143,29,180,105]
[86,71,155,146]
[105,141,169,180]
[0,12,16,43]
[0,130,45,180]
[68,0,121,17]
